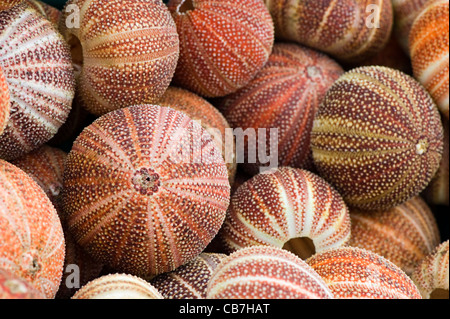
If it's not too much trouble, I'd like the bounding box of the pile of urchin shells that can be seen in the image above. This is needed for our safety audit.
[0,0,448,301]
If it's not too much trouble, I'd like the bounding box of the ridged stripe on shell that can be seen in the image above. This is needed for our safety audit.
[306,247,422,299]
[72,273,164,299]
[0,159,65,299]
[264,0,393,63]
[11,145,67,215]
[62,104,230,278]
[60,0,180,116]
[0,3,75,161]
[411,240,449,299]
[206,245,334,299]
[150,252,226,299]
[167,0,275,98]
[311,66,444,211]
[349,196,441,276]
[409,0,449,119]
[0,67,9,135]
[219,167,351,257]
[219,43,343,176]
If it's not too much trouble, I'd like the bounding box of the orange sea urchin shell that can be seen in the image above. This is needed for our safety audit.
[219,43,344,176]
[409,0,449,119]
[311,66,444,211]
[60,0,179,116]
[206,245,334,299]
[412,240,449,299]
[0,159,65,299]
[306,247,422,299]
[349,196,441,276]
[151,252,227,299]
[0,3,75,161]
[167,0,275,98]
[264,0,393,63]
[62,104,230,278]
[0,268,44,299]
[219,167,351,259]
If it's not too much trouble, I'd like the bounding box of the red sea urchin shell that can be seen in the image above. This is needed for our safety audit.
[0,3,75,161]
[0,159,65,299]
[0,67,9,135]
[219,43,344,176]
[310,66,444,211]
[72,273,164,299]
[264,0,393,63]
[349,196,441,276]
[0,268,44,299]
[409,0,449,119]
[62,104,230,278]
[150,252,227,299]
[59,0,179,117]
[306,247,422,299]
[206,245,334,299]
[412,240,449,299]
[167,0,275,98]
[219,167,351,259]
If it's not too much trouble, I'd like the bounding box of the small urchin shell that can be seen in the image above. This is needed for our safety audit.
[219,43,344,176]
[167,0,275,98]
[0,67,9,135]
[264,0,393,63]
[150,252,227,299]
[0,268,44,299]
[71,273,164,299]
[310,66,444,211]
[62,104,230,278]
[59,0,179,116]
[349,196,441,276]
[157,86,237,185]
[0,159,65,299]
[11,145,67,215]
[219,167,351,259]
[0,0,23,11]
[411,240,449,299]
[409,0,449,119]
[0,3,75,161]
[306,247,422,299]
[206,245,334,299]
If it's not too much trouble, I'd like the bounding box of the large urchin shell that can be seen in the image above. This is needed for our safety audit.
[219,167,351,259]
[206,245,334,299]
[306,247,422,299]
[0,159,65,299]
[167,0,275,98]
[310,66,444,211]
[349,196,441,276]
[219,43,344,176]
[0,3,75,161]
[411,240,449,299]
[263,0,393,63]
[409,0,449,119]
[150,252,227,299]
[59,0,179,116]
[62,104,230,278]
[72,273,164,299]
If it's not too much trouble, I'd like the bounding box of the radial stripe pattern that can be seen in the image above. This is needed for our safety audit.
[62,104,230,278]
[311,66,444,211]
[0,3,75,161]
[219,167,351,257]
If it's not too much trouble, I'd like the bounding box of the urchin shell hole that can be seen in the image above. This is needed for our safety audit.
[177,0,195,13]
[430,288,449,299]
[282,237,316,260]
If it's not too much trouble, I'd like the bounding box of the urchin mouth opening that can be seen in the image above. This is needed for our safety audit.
[282,237,316,260]
[177,0,195,14]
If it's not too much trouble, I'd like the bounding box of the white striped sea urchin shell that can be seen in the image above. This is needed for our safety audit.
[219,167,351,259]
[0,3,75,161]
[206,245,334,299]
[62,104,230,278]
[72,273,164,299]
[60,0,179,116]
